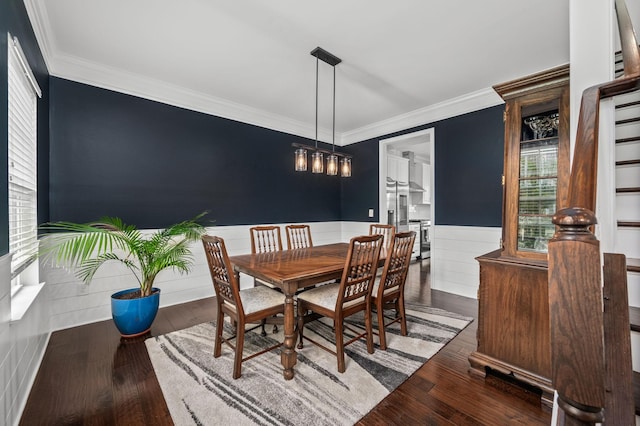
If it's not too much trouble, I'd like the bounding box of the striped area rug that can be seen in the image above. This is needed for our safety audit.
[145,306,472,426]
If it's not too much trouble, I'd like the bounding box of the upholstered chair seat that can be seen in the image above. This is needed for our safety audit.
[239,286,286,315]
[297,283,364,311]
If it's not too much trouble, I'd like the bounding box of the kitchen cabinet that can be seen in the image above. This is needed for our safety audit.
[387,154,409,183]
[468,65,569,408]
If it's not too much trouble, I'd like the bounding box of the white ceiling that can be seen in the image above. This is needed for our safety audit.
[25,0,570,145]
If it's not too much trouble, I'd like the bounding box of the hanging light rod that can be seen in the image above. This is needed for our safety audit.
[310,47,342,66]
[291,142,351,159]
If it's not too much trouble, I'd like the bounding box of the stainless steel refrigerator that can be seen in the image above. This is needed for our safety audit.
[386,177,409,231]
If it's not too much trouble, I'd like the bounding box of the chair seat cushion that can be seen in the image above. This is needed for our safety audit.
[297,283,366,310]
[371,279,401,300]
[240,286,285,315]
[296,283,340,310]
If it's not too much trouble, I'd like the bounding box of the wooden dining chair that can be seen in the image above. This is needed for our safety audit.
[369,223,396,279]
[296,234,384,373]
[369,224,395,248]
[202,235,285,379]
[250,225,283,254]
[249,225,284,334]
[286,224,335,290]
[371,231,416,350]
[285,224,313,250]
[249,225,283,288]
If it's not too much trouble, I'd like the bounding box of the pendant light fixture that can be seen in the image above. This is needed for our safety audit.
[340,157,351,177]
[311,51,324,173]
[294,47,351,177]
[295,147,307,171]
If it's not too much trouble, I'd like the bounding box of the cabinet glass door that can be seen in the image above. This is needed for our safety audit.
[517,108,559,253]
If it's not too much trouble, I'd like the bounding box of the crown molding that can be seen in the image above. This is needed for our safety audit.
[339,88,504,146]
[22,0,54,70]
[51,51,503,147]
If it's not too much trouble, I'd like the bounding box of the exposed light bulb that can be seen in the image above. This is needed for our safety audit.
[295,148,307,171]
[327,154,338,176]
[312,152,323,173]
[340,157,351,177]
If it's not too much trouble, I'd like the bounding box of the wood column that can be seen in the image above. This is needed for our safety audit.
[548,207,604,425]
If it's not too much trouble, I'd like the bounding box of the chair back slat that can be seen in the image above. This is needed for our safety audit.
[250,226,283,254]
[202,235,243,312]
[379,231,416,295]
[369,224,395,248]
[339,235,383,305]
[286,224,313,250]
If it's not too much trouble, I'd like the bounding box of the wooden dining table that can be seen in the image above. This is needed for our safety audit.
[229,242,351,380]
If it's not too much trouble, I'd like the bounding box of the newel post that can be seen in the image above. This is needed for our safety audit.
[548,207,605,425]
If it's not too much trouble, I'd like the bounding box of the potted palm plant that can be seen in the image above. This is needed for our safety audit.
[40,213,207,337]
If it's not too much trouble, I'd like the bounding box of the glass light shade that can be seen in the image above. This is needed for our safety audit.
[294,148,307,171]
[327,154,338,176]
[340,157,351,177]
[312,151,323,173]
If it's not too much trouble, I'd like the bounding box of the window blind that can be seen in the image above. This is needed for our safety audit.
[7,33,41,277]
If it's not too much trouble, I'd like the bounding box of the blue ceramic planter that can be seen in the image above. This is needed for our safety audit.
[111,288,160,337]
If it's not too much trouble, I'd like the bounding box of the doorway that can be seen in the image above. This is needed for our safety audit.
[379,128,434,259]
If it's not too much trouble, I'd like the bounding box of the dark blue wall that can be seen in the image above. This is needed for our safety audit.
[0,0,49,255]
[341,105,505,227]
[49,78,341,228]
[50,76,504,229]
[434,106,504,226]
[339,138,380,221]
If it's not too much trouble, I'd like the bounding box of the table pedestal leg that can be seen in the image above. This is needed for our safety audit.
[281,292,297,380]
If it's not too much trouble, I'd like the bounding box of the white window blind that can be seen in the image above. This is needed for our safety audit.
[7,33,41,277]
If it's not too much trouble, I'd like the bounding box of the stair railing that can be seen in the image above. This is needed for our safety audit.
[548,0,639,424]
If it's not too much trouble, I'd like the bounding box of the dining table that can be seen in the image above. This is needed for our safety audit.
[229,242,352,380]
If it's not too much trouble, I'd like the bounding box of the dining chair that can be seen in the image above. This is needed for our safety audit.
[296,234,384,373]
[369,223,396,279]
[285,224,313,250]
[250,225,283,254]
[286,224,335,290]
[369,224,396,249]
[202,235,285,379]
[249,225,283,288]
[371,231,416,350]
[249,225,284,334]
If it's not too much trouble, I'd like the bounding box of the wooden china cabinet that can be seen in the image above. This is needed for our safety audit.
[468,65,570,407]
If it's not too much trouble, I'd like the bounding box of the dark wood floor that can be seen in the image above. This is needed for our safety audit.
[20,260,551,425]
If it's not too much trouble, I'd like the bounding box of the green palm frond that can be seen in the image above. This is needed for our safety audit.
[76,253,140,285]
[40,212,208,296]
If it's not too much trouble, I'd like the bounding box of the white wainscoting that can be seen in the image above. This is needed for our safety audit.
[0,253,50,426]
[430,225,502,299]
[41,221,500,331]
[42,221,347,332]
